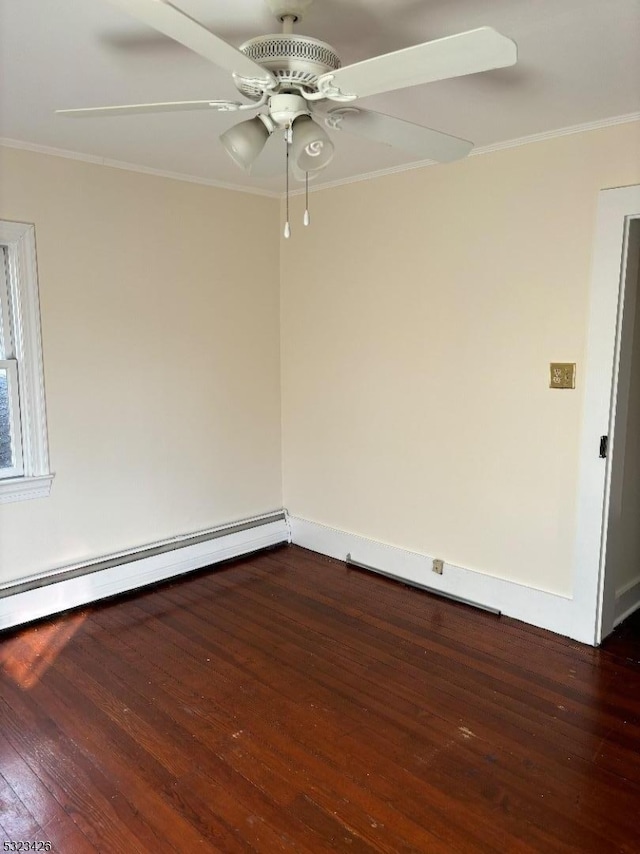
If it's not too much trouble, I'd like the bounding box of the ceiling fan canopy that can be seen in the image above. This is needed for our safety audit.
[57,0,518,181]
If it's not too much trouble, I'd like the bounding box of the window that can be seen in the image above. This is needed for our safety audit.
[0,221,53,503]
[1,251,24,477]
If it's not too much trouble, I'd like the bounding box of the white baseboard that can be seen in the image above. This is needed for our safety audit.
[289,516,577,641]
[3,510,592,642]
[0,512,290,632]
[614,576,640,627]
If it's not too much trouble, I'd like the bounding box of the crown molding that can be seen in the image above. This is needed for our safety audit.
[0,137,280,199]
[2,112,638,201]
[471,111,640,157]
[289,111,640,197]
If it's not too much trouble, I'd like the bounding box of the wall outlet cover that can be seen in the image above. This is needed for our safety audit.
[550,363,576,389]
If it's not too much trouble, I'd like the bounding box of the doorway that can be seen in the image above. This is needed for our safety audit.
[599,216,640,639]
[573,185,640,645]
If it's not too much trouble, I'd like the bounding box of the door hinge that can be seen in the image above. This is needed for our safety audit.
[599,435,609,459]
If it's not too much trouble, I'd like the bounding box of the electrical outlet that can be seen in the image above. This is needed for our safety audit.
[550,363,576,389]
[432,558,444,575]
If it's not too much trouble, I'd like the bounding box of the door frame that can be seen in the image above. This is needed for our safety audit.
[572,185,640,645]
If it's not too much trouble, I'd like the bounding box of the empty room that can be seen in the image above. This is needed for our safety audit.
[1,0,640,850]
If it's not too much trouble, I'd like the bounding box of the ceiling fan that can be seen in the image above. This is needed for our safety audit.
[58,0,517,232]
[58,0,518,173]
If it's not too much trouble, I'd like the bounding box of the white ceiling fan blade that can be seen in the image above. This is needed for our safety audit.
[317,27,517,101]
[105,0,276,85]
[56,99,253,117]
[323,107,473,163]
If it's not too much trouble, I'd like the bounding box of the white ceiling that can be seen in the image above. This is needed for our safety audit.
[1,0,639,195]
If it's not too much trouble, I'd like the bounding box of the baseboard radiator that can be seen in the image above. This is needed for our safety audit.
[0,510,290,632]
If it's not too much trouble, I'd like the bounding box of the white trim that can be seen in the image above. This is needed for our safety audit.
[0,513,289,631]
[0,220,53,502]
[572,186,640,646]
[0,474,54,504]
[614,576,640,627]
[3,113,639,200]
[288,516,589,642]
[0,248,12,356]
[470,112,640,156]
[0,138,279,199]
[2,221,49,474]
[284,509,293,543]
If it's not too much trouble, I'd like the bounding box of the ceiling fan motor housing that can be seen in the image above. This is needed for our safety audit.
[236,34,341,100]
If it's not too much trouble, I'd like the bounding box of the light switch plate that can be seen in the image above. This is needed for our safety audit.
[550,363,576,389]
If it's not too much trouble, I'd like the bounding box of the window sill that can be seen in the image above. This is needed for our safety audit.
[0,474,54,504]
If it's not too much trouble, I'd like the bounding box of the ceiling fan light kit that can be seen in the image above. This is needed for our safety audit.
[58,0,518,237]
[219,114,272,169]
[290,115,334,172]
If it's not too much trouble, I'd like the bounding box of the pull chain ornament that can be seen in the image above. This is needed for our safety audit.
[303,171,310,226]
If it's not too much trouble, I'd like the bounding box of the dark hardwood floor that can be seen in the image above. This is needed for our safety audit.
[1,544,639,853]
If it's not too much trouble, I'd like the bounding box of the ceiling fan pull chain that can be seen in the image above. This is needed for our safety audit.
[284,130,291,239]
[303,172,310,226]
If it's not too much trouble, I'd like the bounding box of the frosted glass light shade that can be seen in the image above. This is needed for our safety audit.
[291,116,334,172]
[220,116,270,170]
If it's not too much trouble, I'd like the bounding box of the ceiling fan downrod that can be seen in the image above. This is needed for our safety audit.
[266,0,313,25]
[281,15,295,35]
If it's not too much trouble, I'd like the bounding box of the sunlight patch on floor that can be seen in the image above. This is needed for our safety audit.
[0,611,86,690]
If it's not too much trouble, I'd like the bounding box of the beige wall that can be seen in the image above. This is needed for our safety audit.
[0,147,282,585]
[2,122,639,601]
[281,122,640,597]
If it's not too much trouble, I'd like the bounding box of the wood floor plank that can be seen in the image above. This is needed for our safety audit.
[0,770,44,841]
[166,560,640,804]
[0,731,94,848]
[256,551,638,716]
[262,550,627,697]
[2,544,640,852]
[74,604,450,852]
[132,564,631,842]
[0,686,166,853]
[16,672,213,853]
[79,606,453,853]
[184,581,639,846]
[134,585,609,850]
[46,604,346,853]
[86,584,516,850]
[203,554,640,779]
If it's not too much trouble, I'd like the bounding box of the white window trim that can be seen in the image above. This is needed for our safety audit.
[0,220,53,503]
